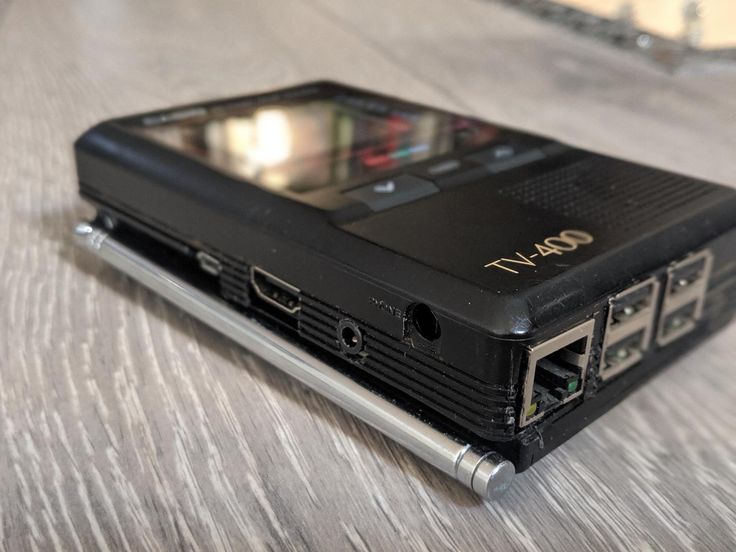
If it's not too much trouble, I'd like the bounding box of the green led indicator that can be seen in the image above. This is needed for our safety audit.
[568,380,579,393]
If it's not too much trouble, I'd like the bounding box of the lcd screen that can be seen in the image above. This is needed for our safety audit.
[129,91,500,193]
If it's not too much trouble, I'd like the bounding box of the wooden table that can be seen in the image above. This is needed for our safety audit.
[2,0,735,550]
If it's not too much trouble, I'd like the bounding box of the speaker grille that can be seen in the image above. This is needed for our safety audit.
[498,156,717,230]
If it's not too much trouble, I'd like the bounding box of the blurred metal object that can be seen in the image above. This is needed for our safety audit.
[682,1,704,48]
[497,0,736,72]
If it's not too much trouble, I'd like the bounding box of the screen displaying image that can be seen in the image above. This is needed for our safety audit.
[130,92,500,193]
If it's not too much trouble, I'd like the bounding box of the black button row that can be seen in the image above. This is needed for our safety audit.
[344,142,565,212]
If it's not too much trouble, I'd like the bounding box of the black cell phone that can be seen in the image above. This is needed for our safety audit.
[75,81,736,473]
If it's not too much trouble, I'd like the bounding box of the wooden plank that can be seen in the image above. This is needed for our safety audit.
[0,0,734,549]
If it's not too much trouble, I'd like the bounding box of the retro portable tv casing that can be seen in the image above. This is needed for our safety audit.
[74,81,736,476]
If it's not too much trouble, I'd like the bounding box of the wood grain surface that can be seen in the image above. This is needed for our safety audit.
[2,0,735,550]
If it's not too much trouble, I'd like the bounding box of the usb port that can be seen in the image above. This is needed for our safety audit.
[660,301,698,343]
[520,319,594,427]
[599,277,659,381]
[250,267,301,315]
[610,284,655,326]
[602,329,646,374]
[669,256,708,296]
[657,250,712,346]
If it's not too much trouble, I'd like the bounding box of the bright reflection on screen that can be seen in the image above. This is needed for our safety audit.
[206,109,294,190]
[133,95,500,193]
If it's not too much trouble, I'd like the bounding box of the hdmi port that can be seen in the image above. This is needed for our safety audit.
[250,267,301,314]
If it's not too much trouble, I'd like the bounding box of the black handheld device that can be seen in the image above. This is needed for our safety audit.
[75,81,736,472]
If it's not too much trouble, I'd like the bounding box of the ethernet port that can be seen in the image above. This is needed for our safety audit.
[599,277,659,381]
[520,319,595,428]
[657,250,712,346]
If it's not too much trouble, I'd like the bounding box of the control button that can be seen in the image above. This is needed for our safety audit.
[541,141,570,156]
[466,144,545,174]
[412,158,484,190]
[481,144,518,161]
[466,143,519,164]
[345,175,439,211]
[426,159,462,176]
[485,149,545,173]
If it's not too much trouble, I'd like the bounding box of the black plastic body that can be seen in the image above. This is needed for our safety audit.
[75,81,736,471]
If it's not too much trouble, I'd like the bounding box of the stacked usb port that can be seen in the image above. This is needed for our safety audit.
[599,277,660,380]
[656,250,713,346]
